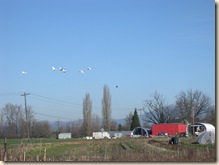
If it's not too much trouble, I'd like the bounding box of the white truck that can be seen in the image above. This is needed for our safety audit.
[92,132,111,139]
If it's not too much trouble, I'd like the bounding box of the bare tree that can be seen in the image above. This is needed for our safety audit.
[175,89,211,123]
[102,84,111,131]
[82,93,92,136]
[1,103,51,138]
[110,120,118,131]
[31,120,51,138]
[144,91,170,124]
[92,114,100,132]
[202,105,215,126]
[0,109,4,137]
[0,103,36,138]
[14,105,25,137]
[124,111,133,130]
[71,119,83,138]
[56,120,64,135]
[26,106,36,138]
[65,121,72,132]
[2,103,24,137]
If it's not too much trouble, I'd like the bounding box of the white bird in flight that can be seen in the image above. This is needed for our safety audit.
[21,71,28,75]
[51,66,91,74]
[79,70,84,74]
[87,67,92,70]
[62,68,67,73]
[59,67,68,73]
[52,66,56,71]
[59,67,64,71]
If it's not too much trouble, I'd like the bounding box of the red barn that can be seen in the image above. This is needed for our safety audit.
[152,123,187,136]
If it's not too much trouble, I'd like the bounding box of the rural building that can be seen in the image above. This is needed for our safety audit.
[108,131,133,138]
[100,128,152,138]
[132,127,152,137]
[197,131,215,144]
[58,133,71,139]
[188,122,215,136]
[93,128,151,139]
[93,132,110,139]
[93,131,133,139]
[152,123,187,136]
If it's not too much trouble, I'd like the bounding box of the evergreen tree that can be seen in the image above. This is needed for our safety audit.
[130,108,141,130]
[118,124,123,131]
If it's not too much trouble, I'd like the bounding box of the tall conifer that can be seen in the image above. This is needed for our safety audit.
[130,108,141,130]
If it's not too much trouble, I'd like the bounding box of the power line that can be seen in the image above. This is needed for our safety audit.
[29,95,78,107]
[31,93,134,110]
[34,112,73,121]
[30,93,102,110]
[0,92,22,97]
[27,102,83,116]
[31,93,82,106]
[1,92,137,114]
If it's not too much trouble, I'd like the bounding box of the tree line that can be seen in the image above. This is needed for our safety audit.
[143,89,215,127]
[0,87,215,139]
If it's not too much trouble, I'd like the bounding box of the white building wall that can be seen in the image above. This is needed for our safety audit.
[93,132,110,139]
[58,133,71,139]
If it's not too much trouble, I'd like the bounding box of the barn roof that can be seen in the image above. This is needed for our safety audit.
[132,127,151,136]
[194,122,215,133]
[197,131,215,144]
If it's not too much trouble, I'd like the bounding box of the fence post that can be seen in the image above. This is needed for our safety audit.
[0,149,3,161]
[3,137,7,161]
[23,151,26,161]
[43,147,46,161]
[39,138,42,156]
[104,138,107,161]
[20,139,23,160]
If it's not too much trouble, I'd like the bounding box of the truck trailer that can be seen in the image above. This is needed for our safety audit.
[152,123,187,136]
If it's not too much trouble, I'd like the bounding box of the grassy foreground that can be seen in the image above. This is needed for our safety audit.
[0,137,216,162]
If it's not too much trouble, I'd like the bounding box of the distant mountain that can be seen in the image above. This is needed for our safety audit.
[49,118,126,131]
[113,118,126,125]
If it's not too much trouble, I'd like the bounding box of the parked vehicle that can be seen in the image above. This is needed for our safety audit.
[152,123,187,136]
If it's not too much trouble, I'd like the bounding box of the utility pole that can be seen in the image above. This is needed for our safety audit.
[138,107,144,137]
[21,92,30,139]
[192,107,195,136]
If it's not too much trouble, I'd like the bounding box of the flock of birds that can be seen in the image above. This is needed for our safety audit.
[51,66,92,74]
[21,66,119,88]
[21,66,92,75]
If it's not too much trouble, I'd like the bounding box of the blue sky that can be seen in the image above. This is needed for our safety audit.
[0,0,215,121]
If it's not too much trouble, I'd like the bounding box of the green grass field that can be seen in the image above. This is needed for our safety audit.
[0,137,216,162]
